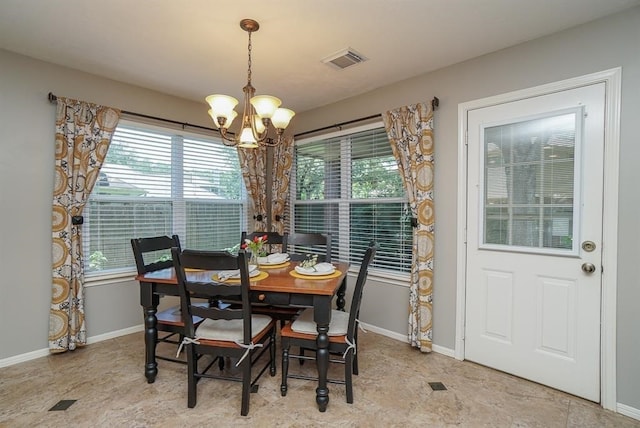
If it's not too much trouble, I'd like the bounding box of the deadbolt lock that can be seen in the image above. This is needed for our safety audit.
[582,241,596,252]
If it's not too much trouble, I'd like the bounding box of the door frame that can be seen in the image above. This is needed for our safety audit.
[455,68,622,410]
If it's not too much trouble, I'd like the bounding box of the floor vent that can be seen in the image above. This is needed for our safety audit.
[429,382,447,391]
[322,48,368,70]
[49,400,76,411]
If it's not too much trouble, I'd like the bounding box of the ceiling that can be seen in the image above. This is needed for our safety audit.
[1,0,638,115]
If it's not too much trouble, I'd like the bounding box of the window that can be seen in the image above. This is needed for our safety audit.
[83,121,247,275]
[292,123,411,273]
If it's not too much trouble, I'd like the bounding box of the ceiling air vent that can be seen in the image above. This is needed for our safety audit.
[322,48,368,70]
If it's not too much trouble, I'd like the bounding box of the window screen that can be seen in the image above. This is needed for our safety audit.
[293,125,411,273]
[83,123,247,274]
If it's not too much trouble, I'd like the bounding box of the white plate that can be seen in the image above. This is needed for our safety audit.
[218,267,261,280]
[294,265,336,276]
[259,257,290,266]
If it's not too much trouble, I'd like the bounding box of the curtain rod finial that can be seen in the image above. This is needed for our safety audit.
[431,97,439,110]
[48,92,57,103]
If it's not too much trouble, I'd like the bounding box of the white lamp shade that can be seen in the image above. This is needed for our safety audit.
[205,94,239,127]
[250,95,281,119]
[239,127,258,146]
[208,109,237,129]
[271,108,295,129]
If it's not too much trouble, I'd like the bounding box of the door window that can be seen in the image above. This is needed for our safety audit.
[480,108,583,255]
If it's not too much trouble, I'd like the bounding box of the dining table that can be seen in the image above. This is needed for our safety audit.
[135,259,350,412]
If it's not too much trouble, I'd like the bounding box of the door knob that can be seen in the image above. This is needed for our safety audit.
[581,263,596,274]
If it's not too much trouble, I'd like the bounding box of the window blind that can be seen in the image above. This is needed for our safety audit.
[293,125,411,273]
[83,124,247,274]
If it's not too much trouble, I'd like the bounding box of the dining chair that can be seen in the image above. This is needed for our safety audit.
[284,232,332,262]
[172,247,276,416]
[240,230,299,327]
[280,243,377,403]
[131,234,207,365]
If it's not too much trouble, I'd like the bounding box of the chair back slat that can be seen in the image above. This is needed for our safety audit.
[346,243,378,340]
[131,235,181,274]
[285,233,332,262]
[241,231,288,254]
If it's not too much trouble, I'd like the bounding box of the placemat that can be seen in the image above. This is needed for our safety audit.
[212,271,269,283]
[259,261,291,269]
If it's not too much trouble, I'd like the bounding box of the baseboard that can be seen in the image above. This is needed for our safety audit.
[86,325,144,345]
[0,347,50,368]
[360,322,455,358]
[360,322,408,343]
[617,403,640,421]
[0,324,144,369]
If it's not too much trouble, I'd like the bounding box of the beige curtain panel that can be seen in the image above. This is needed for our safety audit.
[383,101,435,353]
[238,145,269,232]
[271,136,294,236]
[50,97,121,353]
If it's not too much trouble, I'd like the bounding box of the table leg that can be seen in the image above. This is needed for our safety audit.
[336,278,347,311]
[140,283,160,383]
[314,296,332,412]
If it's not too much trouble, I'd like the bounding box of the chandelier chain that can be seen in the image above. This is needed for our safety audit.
[247,31,252,86]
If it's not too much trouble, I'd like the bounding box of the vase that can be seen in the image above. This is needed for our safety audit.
[249,251,259,266]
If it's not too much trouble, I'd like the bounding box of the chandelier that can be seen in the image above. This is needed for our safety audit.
[206,19,295,148]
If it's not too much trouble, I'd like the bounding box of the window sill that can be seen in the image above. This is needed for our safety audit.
[346,266,410,288]
[85,269,137,287]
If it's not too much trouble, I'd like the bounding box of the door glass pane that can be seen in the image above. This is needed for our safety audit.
[483,111,578,251]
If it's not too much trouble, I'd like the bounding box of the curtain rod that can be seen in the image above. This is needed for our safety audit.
[47,92,220,134]
[294,96,439,138]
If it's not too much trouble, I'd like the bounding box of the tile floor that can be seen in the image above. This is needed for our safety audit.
[1,331,638,427]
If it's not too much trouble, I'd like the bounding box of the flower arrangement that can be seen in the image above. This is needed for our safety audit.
[299,253,318,270]
[242,234,268,262]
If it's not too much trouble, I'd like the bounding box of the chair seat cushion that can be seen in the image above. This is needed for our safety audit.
[291,308,349,336]
[196,314,273,342]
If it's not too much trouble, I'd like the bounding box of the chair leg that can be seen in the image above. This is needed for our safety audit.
[269,328,276,376]
[345,349,354,404]
[241,357,251,416]
[281,343,290,396]
[187,346,197,408]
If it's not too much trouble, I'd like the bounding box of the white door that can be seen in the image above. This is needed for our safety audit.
[465,83,605,401]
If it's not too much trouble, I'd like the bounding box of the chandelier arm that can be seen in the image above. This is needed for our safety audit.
[218,127,239,146]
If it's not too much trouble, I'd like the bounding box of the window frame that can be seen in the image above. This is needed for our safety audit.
[290,121,412,282]
[84,118,249,284]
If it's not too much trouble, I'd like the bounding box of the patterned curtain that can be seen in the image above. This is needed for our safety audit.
[50,97,121,352]
[271,136,294,235]
[382,101,435,353]
[238,145,268,231]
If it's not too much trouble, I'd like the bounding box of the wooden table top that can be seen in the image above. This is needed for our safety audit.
[136,261,350,297]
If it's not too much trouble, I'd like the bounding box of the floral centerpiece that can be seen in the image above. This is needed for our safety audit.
[299,254,318,270]
[242,234,268,265]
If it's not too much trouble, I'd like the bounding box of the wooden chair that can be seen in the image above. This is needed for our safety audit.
[284,232,332,262]
[172,248,276,416]
[240,231,288,255]
[131,235,206,365]
[280,243,377,403]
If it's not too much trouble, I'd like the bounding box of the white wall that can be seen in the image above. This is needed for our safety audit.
[0,49,212,360]
[1,5,638,412]
[293,7,640,411]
